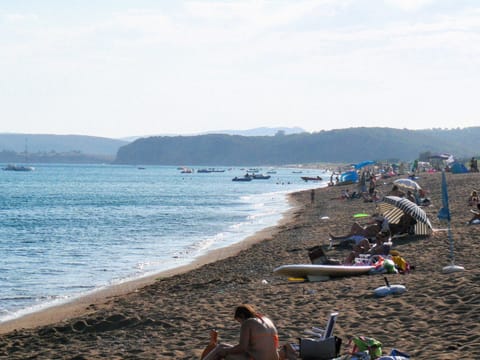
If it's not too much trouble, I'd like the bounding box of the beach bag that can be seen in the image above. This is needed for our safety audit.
[299,336,341,359]
[351,336,382,359]
[391,255,410,273]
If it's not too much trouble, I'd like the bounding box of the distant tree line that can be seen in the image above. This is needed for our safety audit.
[0,150,113,164]
[113,127,480,166]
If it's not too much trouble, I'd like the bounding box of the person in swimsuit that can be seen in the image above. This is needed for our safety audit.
[329,216,386,241]
[203,304,279,360]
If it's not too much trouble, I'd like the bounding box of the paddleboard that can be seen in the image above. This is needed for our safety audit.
[273,264,374,278]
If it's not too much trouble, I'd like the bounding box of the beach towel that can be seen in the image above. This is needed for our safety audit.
[351,336,382,359]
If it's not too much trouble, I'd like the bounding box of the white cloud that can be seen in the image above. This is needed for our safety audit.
[3,13,39,23]
[384,0,436,12]
[1,1,479,137]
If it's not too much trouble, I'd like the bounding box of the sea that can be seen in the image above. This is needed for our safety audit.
[0,164,329,323]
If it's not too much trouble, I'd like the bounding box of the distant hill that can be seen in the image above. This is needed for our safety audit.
[121,127,305,141]
[0,133,129,164]
[113,127,480,166]
[0,133,128,157]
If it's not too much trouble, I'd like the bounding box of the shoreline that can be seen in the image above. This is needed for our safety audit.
[0,190,303,335]
[1,172,479,359]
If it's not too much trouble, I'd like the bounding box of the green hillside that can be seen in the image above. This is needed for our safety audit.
[113,127,480,166]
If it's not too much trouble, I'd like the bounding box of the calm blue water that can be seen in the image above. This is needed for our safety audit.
[0,164,328,322]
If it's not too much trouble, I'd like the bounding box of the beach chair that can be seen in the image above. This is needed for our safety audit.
[298,312,340,359]
[304,312,338,339]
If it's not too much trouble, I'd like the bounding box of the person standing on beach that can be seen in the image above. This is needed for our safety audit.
[310,189,315,205]
[202,304,279,360]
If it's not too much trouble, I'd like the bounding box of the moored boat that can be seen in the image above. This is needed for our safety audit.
[252,174,271,180]
[3,164,35,171]
[301,176,322,182]
[232,175,252,182]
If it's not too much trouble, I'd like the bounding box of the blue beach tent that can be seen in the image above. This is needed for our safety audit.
[450,162,468,174]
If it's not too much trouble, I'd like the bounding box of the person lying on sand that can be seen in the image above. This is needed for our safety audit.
[467,203,480,225]
[343,234,391,265]
[310,233,391,266]
[202,304,279,360]
[329,216,386,241]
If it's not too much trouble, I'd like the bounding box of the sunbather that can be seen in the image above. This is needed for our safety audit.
[202,304,279,360]
[310,231,391,266]
[468,190,478,206]
[468,203,480,225]
[343,233,391,265]
[329,216,385,241]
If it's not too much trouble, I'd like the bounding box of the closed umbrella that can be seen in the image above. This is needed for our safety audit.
[378,196,432,236]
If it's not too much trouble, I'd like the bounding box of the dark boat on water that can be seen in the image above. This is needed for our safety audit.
[232,175,252,182]
[3,164,35,172]
[301,176,322,182]
[252,174,271,180]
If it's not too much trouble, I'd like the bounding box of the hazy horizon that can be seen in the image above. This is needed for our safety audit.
[1,0,479,138]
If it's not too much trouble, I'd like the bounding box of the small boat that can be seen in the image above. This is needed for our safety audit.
[3,164,35,171]
[232,175,252,182]
[198,168,226,173]
[252,174,271,180]
[301,176,323,182]
[180,167,194,173]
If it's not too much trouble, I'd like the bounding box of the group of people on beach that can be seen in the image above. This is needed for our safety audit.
[201,178,427,360]
[324,210,416,265]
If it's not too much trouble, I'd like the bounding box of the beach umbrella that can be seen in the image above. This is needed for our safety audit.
[378,196,432,236]
[354,160,375,169]
[393,178,421,191]
[429,153,451,160]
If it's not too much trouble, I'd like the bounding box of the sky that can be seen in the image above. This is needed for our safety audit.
[1,0,479,139]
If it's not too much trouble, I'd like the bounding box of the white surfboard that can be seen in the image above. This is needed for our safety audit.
[273,264,374,278]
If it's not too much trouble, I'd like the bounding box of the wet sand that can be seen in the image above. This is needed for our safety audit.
[0,171,479,359]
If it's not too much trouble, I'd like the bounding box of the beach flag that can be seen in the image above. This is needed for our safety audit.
[438,170,464,273]
[437,170,451,222]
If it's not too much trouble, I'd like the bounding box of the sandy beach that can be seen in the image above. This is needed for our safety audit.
[1,171,479,359]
